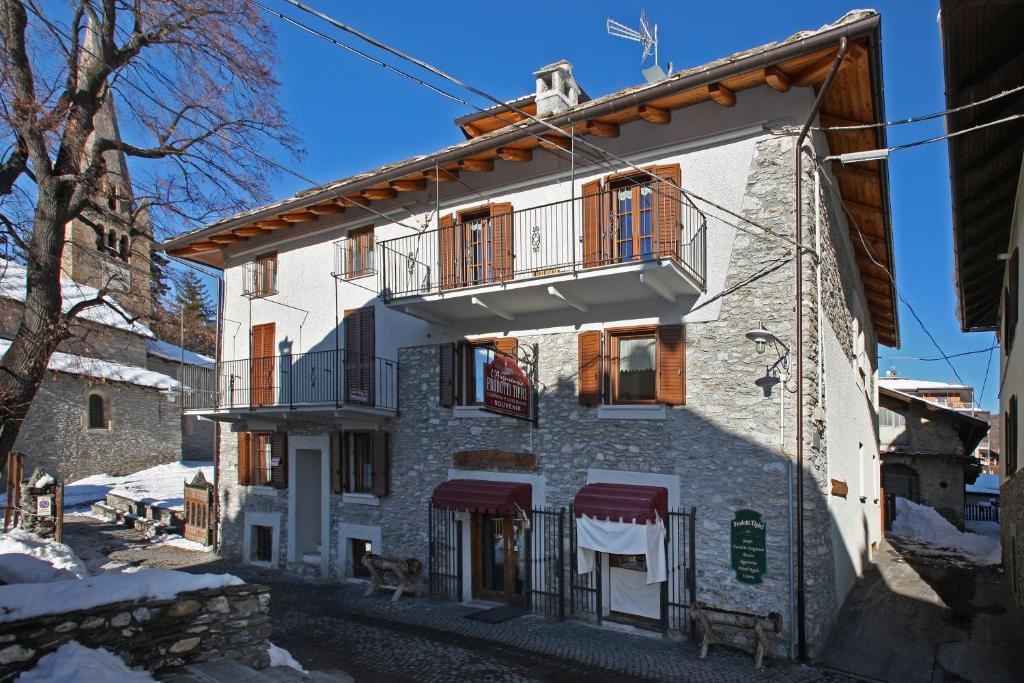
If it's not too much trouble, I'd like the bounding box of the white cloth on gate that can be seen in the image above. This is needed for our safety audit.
[575,514,667,584]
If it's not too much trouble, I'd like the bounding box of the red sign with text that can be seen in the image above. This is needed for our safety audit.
[483,354,531,419]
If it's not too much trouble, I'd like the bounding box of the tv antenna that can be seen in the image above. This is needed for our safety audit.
[607,10,671,82]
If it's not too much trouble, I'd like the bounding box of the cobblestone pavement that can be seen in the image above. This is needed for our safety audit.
[63,515,855,682]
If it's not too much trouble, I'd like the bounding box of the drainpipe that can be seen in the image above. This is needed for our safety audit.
[794,36,847,661]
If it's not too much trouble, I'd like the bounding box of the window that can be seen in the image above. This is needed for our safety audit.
[1007,396,1018,477]
[87,393,108,429]
[95,230,105,252]
[238,432,288,488]
[879,406,908,445]
[438,337,517,407]
[118,235,129,261]
[351,538,373,578]
[611,330,657,403]
[334,431,389,497]
[577,325,685,407]
[345,227,375,279]
[466,342,496,405]
[245,253,278,297]
[438,203,513,290]
[251,525,273,563]
[610,176,655,263]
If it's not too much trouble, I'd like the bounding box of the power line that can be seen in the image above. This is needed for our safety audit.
[978,342,995,404]
[879,345,998,362]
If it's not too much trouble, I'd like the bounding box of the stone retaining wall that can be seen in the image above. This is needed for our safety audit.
[0,583,271,680]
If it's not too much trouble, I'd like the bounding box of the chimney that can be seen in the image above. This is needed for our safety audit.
[534,61,581,117]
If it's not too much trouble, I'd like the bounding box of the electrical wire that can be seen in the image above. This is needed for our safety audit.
[978,342,995,404]
[879,345,998,362]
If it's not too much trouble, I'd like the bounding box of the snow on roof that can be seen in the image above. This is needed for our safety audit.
[0,260,153,338]
[879,378,970,392]
[146,338,213,366]
[966,473,1000,495]
[67,460,213,511]
[0,339,178,391]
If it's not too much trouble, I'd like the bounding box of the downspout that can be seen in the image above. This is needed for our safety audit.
[795,36,847,661]
[213,273,224,553]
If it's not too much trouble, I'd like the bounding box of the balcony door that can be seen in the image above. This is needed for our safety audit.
[250,323,275,407]
[344,306,375,405]
[439,203,513,290]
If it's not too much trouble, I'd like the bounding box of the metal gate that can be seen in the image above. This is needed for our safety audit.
[428,504,462,600]
[183,471,214,546]
[527,506,565,619]
[569,504,696,635]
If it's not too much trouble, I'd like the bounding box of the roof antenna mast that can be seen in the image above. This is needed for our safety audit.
[607,10,672,82]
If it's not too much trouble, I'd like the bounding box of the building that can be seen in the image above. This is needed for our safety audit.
[966,473,1000,508]
[164,11,898,658]
[940,0,1024,608]
[877,382,987,527]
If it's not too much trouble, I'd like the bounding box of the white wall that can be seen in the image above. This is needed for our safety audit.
[1001,156,1024,485]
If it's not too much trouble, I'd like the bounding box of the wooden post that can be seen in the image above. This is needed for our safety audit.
[54,483,64,544]
[3,452,13,532]
[5,453,25,531]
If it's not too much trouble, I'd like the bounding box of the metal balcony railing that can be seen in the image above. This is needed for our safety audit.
[377,184,707,301]
[181,349,397,412]
[242,256,278,299]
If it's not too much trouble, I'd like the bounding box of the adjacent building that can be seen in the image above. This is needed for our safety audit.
[165,11,898,658]
[940,0,1024,608]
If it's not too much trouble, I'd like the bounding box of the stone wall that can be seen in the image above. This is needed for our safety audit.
[8,371,180,484]
[1002,473,1024,610]
[0,583,271,679]
[147,356,216,461]
[881,452,967,528]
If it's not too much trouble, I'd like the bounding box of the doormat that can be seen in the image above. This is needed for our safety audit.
[464,605,526,624]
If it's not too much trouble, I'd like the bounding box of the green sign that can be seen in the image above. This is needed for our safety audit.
[730,509,766,584]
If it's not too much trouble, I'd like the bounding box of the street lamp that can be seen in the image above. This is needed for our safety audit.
[744,323,780,355]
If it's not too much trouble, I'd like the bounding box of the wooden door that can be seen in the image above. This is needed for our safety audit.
[250,323,276,406]
[344,306,375,404]
[471,513,525,605]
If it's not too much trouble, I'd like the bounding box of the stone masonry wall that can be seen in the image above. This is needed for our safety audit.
[147,356,216,461]
[0,583,271,679]
[1002,472,1024,610]
[8,371,180,484]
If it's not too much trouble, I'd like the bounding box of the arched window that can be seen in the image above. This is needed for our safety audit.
[881,464,919,503]
[96,230,105,251]
[107,231,115,250]
[118,235,129,261]
[87,393,108,429]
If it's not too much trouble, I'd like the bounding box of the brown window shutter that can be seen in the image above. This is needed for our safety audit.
[330,432,342,493]
[489,203,514,282]
[578,331,604,406]
[237,432,251,486]
[495,337,518,357]
[345,306,375,404]
[656,324,686,406]
[439,214,456,290]
[651,164,681,259]
[270,432,288,489]
[371,432,389,497]
[439,343,457,407]
[582,180,603,268]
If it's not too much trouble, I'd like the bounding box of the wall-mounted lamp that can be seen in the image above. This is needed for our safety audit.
[744,323,780,355]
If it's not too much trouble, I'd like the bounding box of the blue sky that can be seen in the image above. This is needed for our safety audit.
[245,1,999,411]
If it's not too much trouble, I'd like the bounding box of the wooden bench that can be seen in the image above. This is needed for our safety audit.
[361,553,423,602]
[689,602,782,669]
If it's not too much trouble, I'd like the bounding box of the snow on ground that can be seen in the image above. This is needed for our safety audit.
[0,340,178,391]
[15,641,154,682]
[146,338,214,366]
[966,519,1001,539]
[892,497,1001,565]
[0,529,88,584]
[269,643,308,673]
[0,568,242,623]
[64,461,214,510]
[153,534,215,553]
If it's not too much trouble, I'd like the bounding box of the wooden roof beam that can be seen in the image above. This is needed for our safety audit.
[585,120,620,138]
[831,161,879,182]
[254,219,289,230]
[764,66,791,92]
[540,135,571,151]
[307,203,346,216]
[791,44,866,88]
[496,147,533,162]
[424,167,459,182]
[235,227,269,237]
[338,196,370,208]
[458,158,495,173]
[281,211,318,223]
[707,83,736,107]
[637,104,670,124]
[209,234,245,245]
[390,179,427,192]
[362,187,397,201]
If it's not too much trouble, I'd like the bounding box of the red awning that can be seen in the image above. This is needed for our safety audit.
[431,479,532,515]
[573,483,668,524]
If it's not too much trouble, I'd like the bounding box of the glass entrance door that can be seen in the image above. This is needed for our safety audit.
[472,514,525,604]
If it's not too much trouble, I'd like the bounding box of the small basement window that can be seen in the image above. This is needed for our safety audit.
[351,538,372,578]
[251,525,273,563]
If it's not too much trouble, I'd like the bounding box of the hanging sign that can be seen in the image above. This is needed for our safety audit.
[730,509,766,584]
[483,354,532,420]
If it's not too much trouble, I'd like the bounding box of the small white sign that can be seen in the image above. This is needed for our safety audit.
[36,496,53,517]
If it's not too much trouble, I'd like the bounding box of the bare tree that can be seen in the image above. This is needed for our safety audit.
[0,0,298,456]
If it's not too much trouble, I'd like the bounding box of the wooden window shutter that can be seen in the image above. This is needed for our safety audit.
[371,432,389,497]
[345,307,375,404]
[330,432,343,493]
[495,337,518,357]
[582,180,603,268]
[439,343,457,407]
[651,164,681,259]
[656,324,686,406]
[578,331,603,406]
[270,432,288,489]
[489,203,514,282]
[439,214,456,290]
[1009,249,1019,351]
[237,432,252,486]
